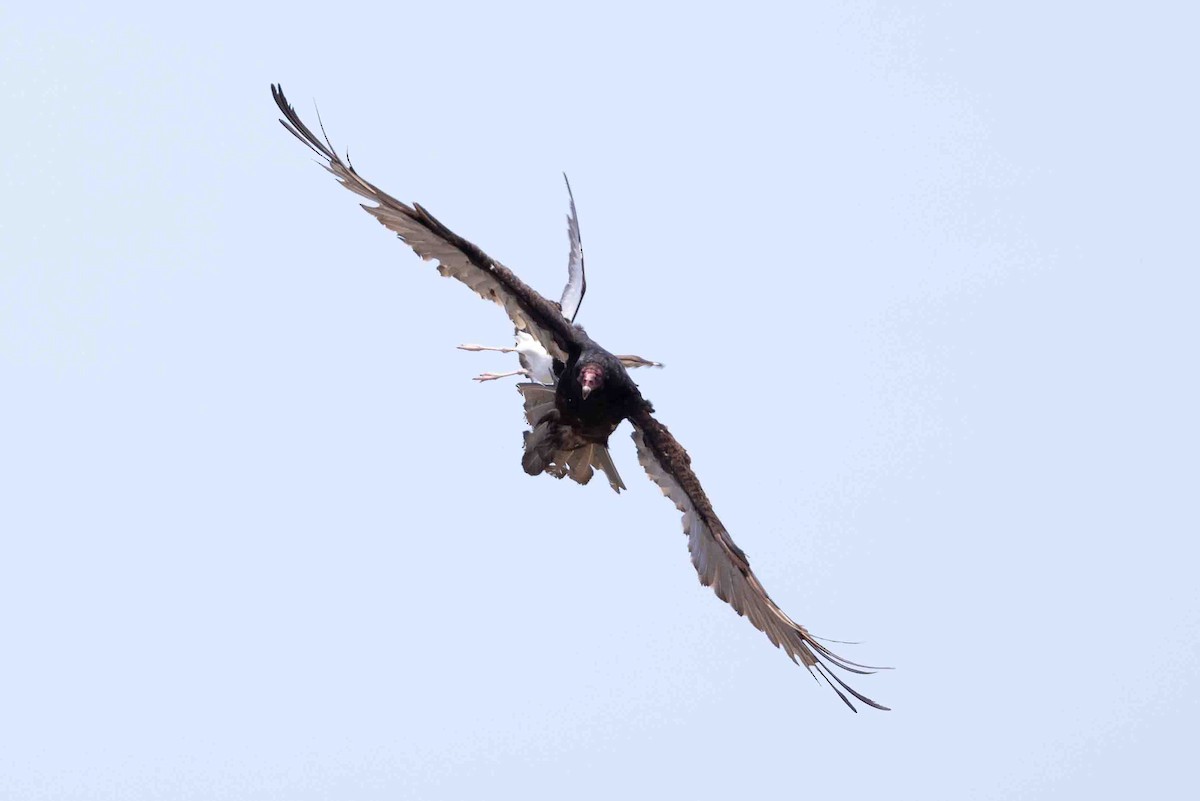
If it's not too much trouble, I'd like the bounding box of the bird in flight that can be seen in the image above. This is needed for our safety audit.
[455,173,661,492]
[271,84,889,711]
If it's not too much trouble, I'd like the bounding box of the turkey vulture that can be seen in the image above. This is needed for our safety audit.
[457,175,662,384]
[457,176,660,493]
[271,84,889,712]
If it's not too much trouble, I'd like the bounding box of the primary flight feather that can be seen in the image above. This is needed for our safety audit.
[271,84,888,711]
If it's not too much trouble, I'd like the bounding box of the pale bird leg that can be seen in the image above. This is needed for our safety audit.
[473,369,530,383]
[458,344,517,354]
[617,354,664,369]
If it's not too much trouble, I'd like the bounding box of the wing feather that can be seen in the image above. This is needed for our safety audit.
[558,174,586,323]
[272,84,579,363]
[629,408,889,712]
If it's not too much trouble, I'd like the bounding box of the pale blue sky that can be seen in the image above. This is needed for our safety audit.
[2,2,1198,799]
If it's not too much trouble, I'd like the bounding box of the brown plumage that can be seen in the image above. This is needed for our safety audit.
[271,84,889,711]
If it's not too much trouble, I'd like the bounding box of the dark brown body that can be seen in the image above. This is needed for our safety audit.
[522,338,647,479]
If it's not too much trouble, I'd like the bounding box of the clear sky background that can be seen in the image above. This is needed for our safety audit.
[3,2,1197,799]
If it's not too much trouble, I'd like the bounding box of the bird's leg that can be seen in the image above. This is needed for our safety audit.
[472,369,530,383]
[459,344,528,382]
[616,354,664,369]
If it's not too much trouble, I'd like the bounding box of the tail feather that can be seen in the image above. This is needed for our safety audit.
[565,445,595,484]
[522,417,567,479]
[516,383,623,493]
[590,442,627,492]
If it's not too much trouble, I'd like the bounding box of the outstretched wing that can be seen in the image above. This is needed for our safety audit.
[272,84,580,362]
[629,407,889,712]
[559,174,586,323]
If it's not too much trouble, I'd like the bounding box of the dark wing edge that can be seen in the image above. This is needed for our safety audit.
[558,173,586,323]
[629,408,890,712]
[271,84,579,362]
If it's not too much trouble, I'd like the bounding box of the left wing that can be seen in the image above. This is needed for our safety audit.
[559,174,586,323]
[272,84,580,363]
[629,406,889,712]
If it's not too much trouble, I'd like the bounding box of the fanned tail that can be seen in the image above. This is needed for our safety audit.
[517,384,624,493]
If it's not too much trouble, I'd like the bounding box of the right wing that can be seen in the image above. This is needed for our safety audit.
[558,174,587,323]
[272,84,580,363]
[629,405,889,712]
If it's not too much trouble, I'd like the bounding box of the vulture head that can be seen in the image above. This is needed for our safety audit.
[579,362,605,399]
